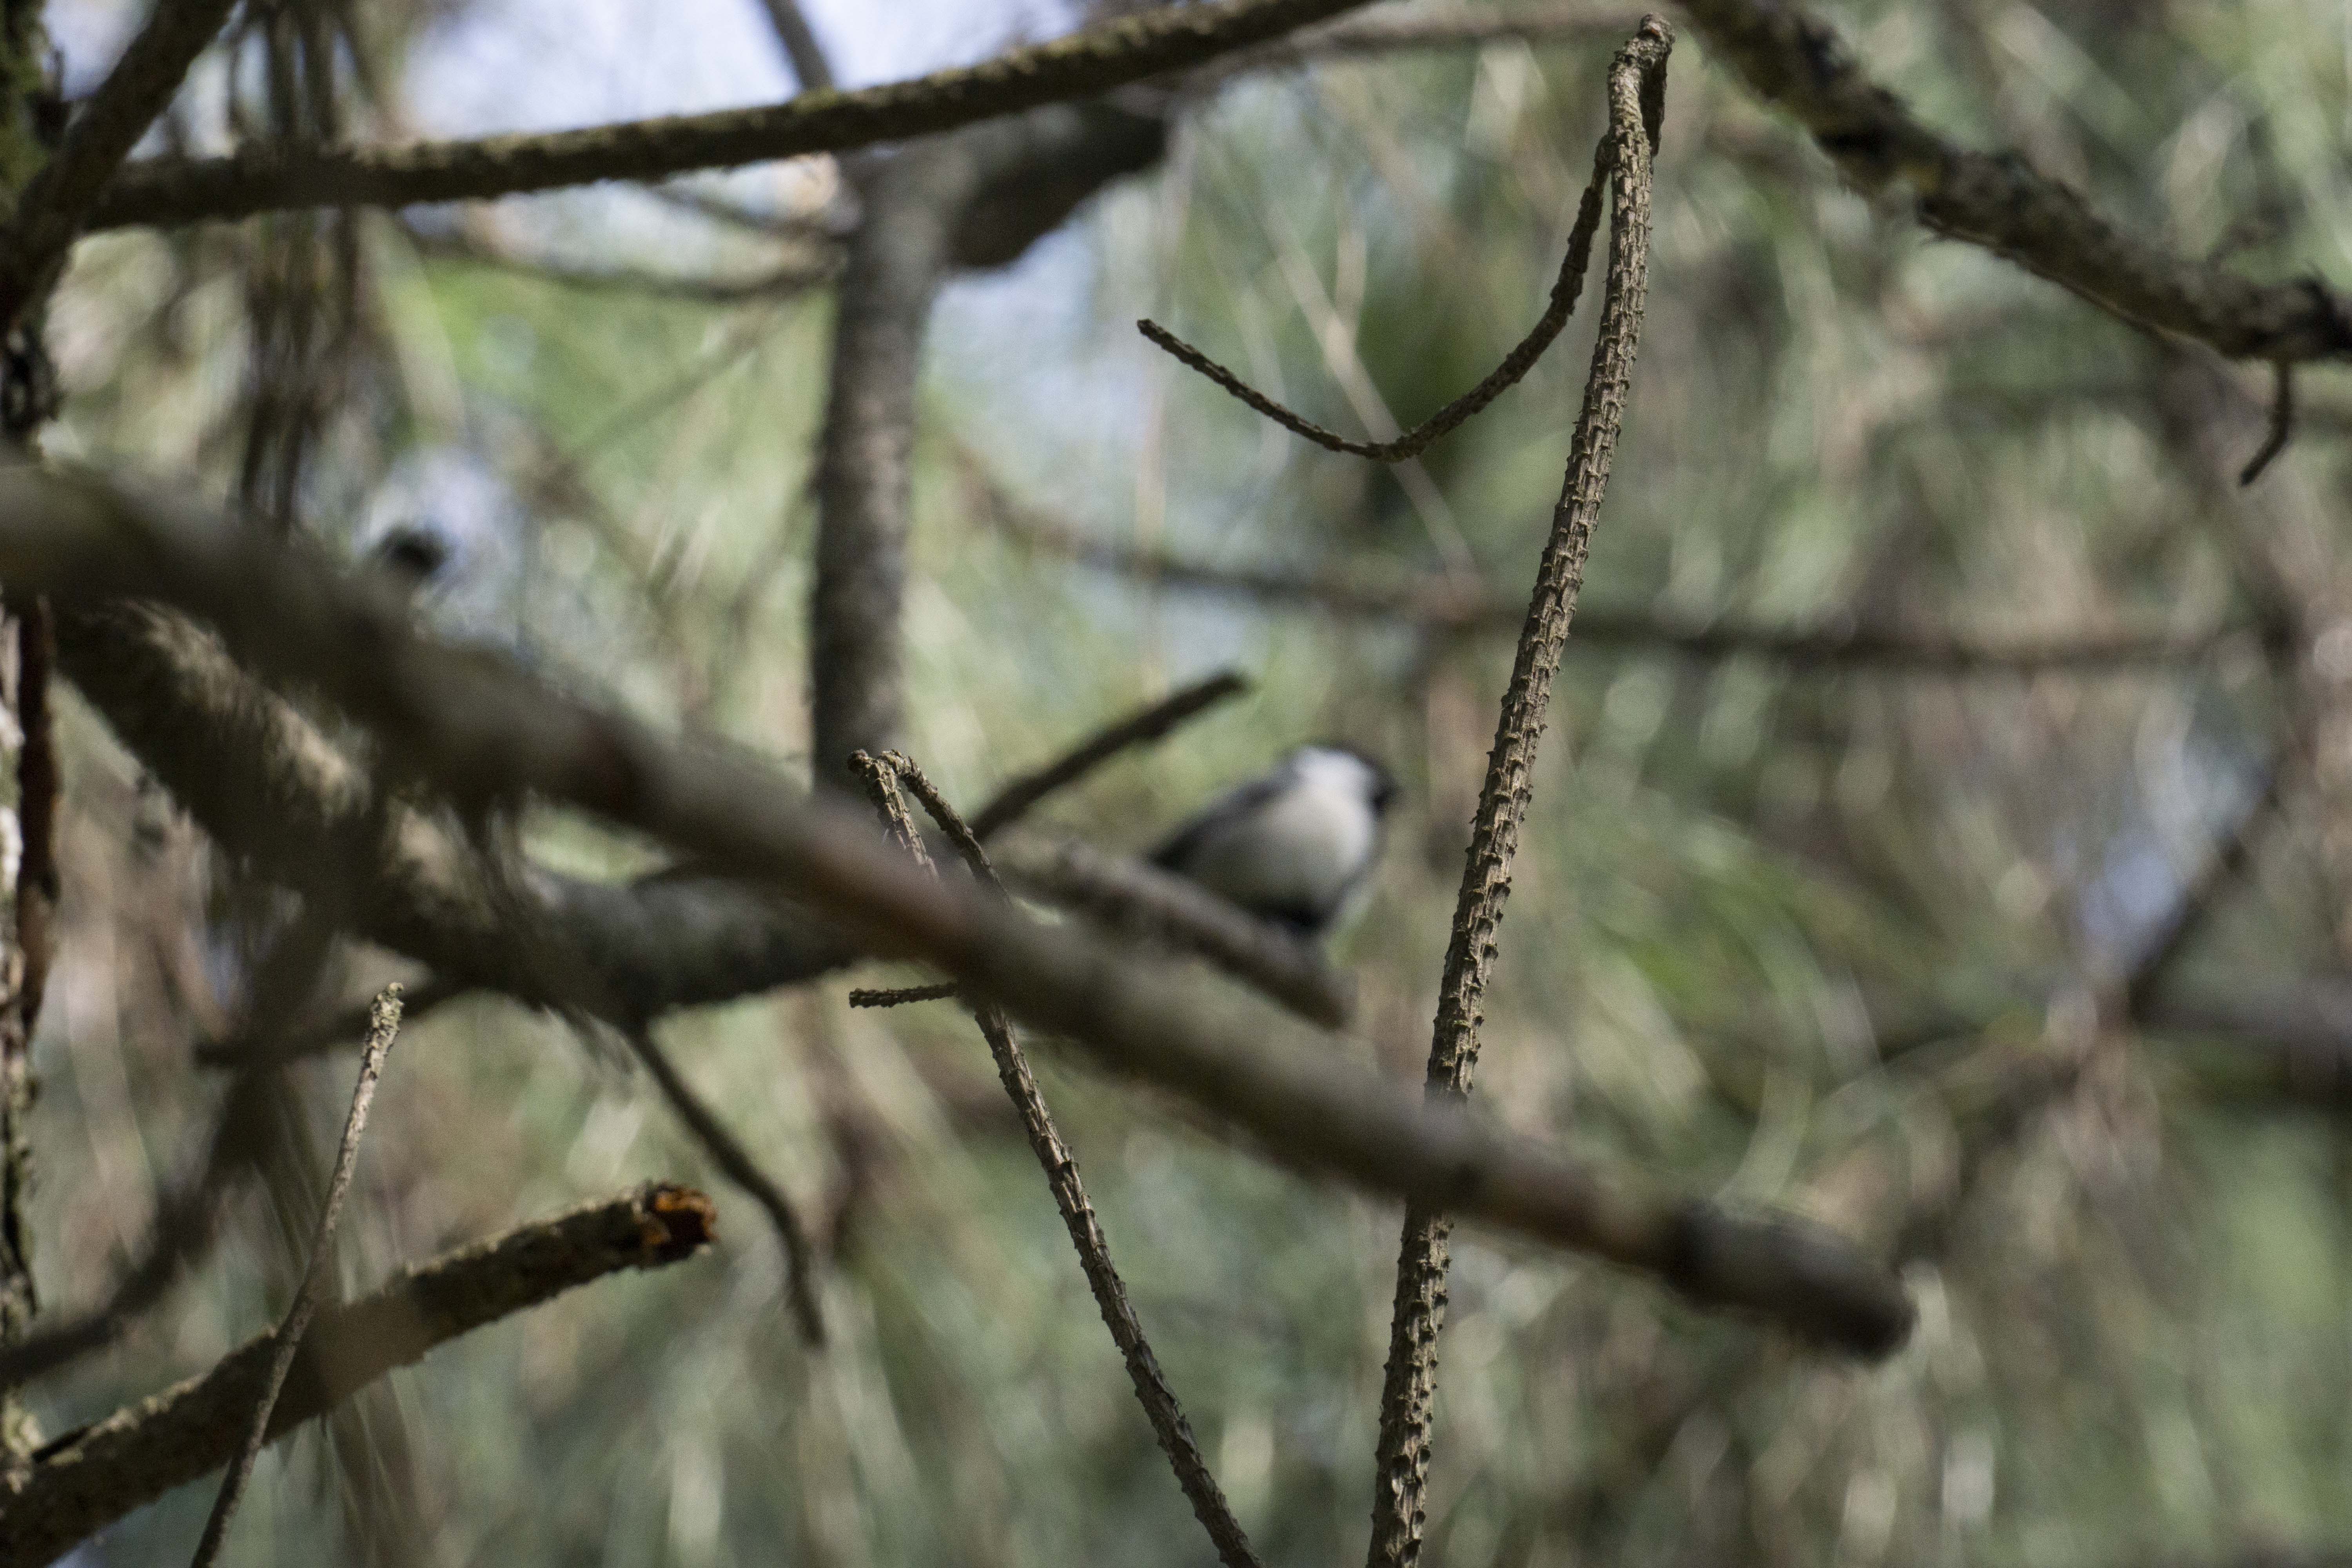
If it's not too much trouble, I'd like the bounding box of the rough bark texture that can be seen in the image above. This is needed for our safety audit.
[1677,0,2352,363]
[0,1183,715,1568]
[810,103,1164,788]
[1367,22,1671,1568]
[86,0,1354,230]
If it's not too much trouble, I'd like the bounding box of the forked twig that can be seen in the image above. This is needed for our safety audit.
[1132,42,1663,464]
[861,751,1264,1568]
[1366,20,1677,1568]
[186,984,405,1568]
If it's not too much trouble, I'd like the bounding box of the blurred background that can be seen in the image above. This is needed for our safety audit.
[20,0,2352,1563]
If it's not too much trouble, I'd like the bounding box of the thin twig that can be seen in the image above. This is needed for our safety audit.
[187,984,405,1568]
[1367,21,1671,1568]
[878,751,1263,1568]
[4,1183,715,1568]
[2239,360,2296,485]
[967,670,1250,840]
[1136,152,1606,459]
[619,1022,824,1345]
[848,981,959,1009]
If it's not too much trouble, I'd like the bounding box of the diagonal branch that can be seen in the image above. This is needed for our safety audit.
[1367,20,1669,1567]
[968,670,1249,840]
[0,0,240,323]
[0,1183,715,1568]
[89,0,1383,232]
[186,986,405,1568]
[873,751,1263,1568]
[752,0,837,94]
[1677,0,2352,365]
[0,454,1913,1357]
[619,1022,824,1345]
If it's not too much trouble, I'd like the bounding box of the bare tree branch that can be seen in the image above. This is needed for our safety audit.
[0,0,239,323]
[87,0,1383,232]
[1677,0,2352,365]
[811,103,1164,784]
[1369,22,1670,1566]
[186,985,405,1568]
[0,1183,716,1568]
[752,0,837,94]
[53,603,852,1020]
[968,669,1249,840]
[1137,132,1610,459]
[0,456,1914,1358]
[877,750,1263,1568]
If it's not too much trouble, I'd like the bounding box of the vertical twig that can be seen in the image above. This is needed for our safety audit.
[858,750,1264,1568]
[1363,20,1673,1568]
[187,984,406,1568]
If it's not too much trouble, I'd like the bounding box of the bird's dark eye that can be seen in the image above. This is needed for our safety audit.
[377,528,450,580]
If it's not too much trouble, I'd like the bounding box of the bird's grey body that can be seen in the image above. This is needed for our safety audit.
[1151,745,1396,935]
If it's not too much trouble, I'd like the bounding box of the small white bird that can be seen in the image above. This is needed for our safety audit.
[1151,745,1398,936]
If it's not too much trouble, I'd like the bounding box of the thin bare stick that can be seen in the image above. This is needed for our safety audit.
[185,984,405,1568]
[848,981,960,1009]
[620,1022,824,1345]
[2239,361,2296,486]
[882,751,1263,1568]
[1136,154,1605,460]
[1367,21,1671,1568]
[967,670,1250,840]
[5,1183,714,1568]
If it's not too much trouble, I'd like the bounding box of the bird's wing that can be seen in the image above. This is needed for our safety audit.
[1148,771,1288,871]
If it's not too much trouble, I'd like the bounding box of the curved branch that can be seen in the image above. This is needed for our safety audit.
[1679,0,2352,364]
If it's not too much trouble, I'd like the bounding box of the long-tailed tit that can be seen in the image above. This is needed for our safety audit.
[1150,744,1397,936]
